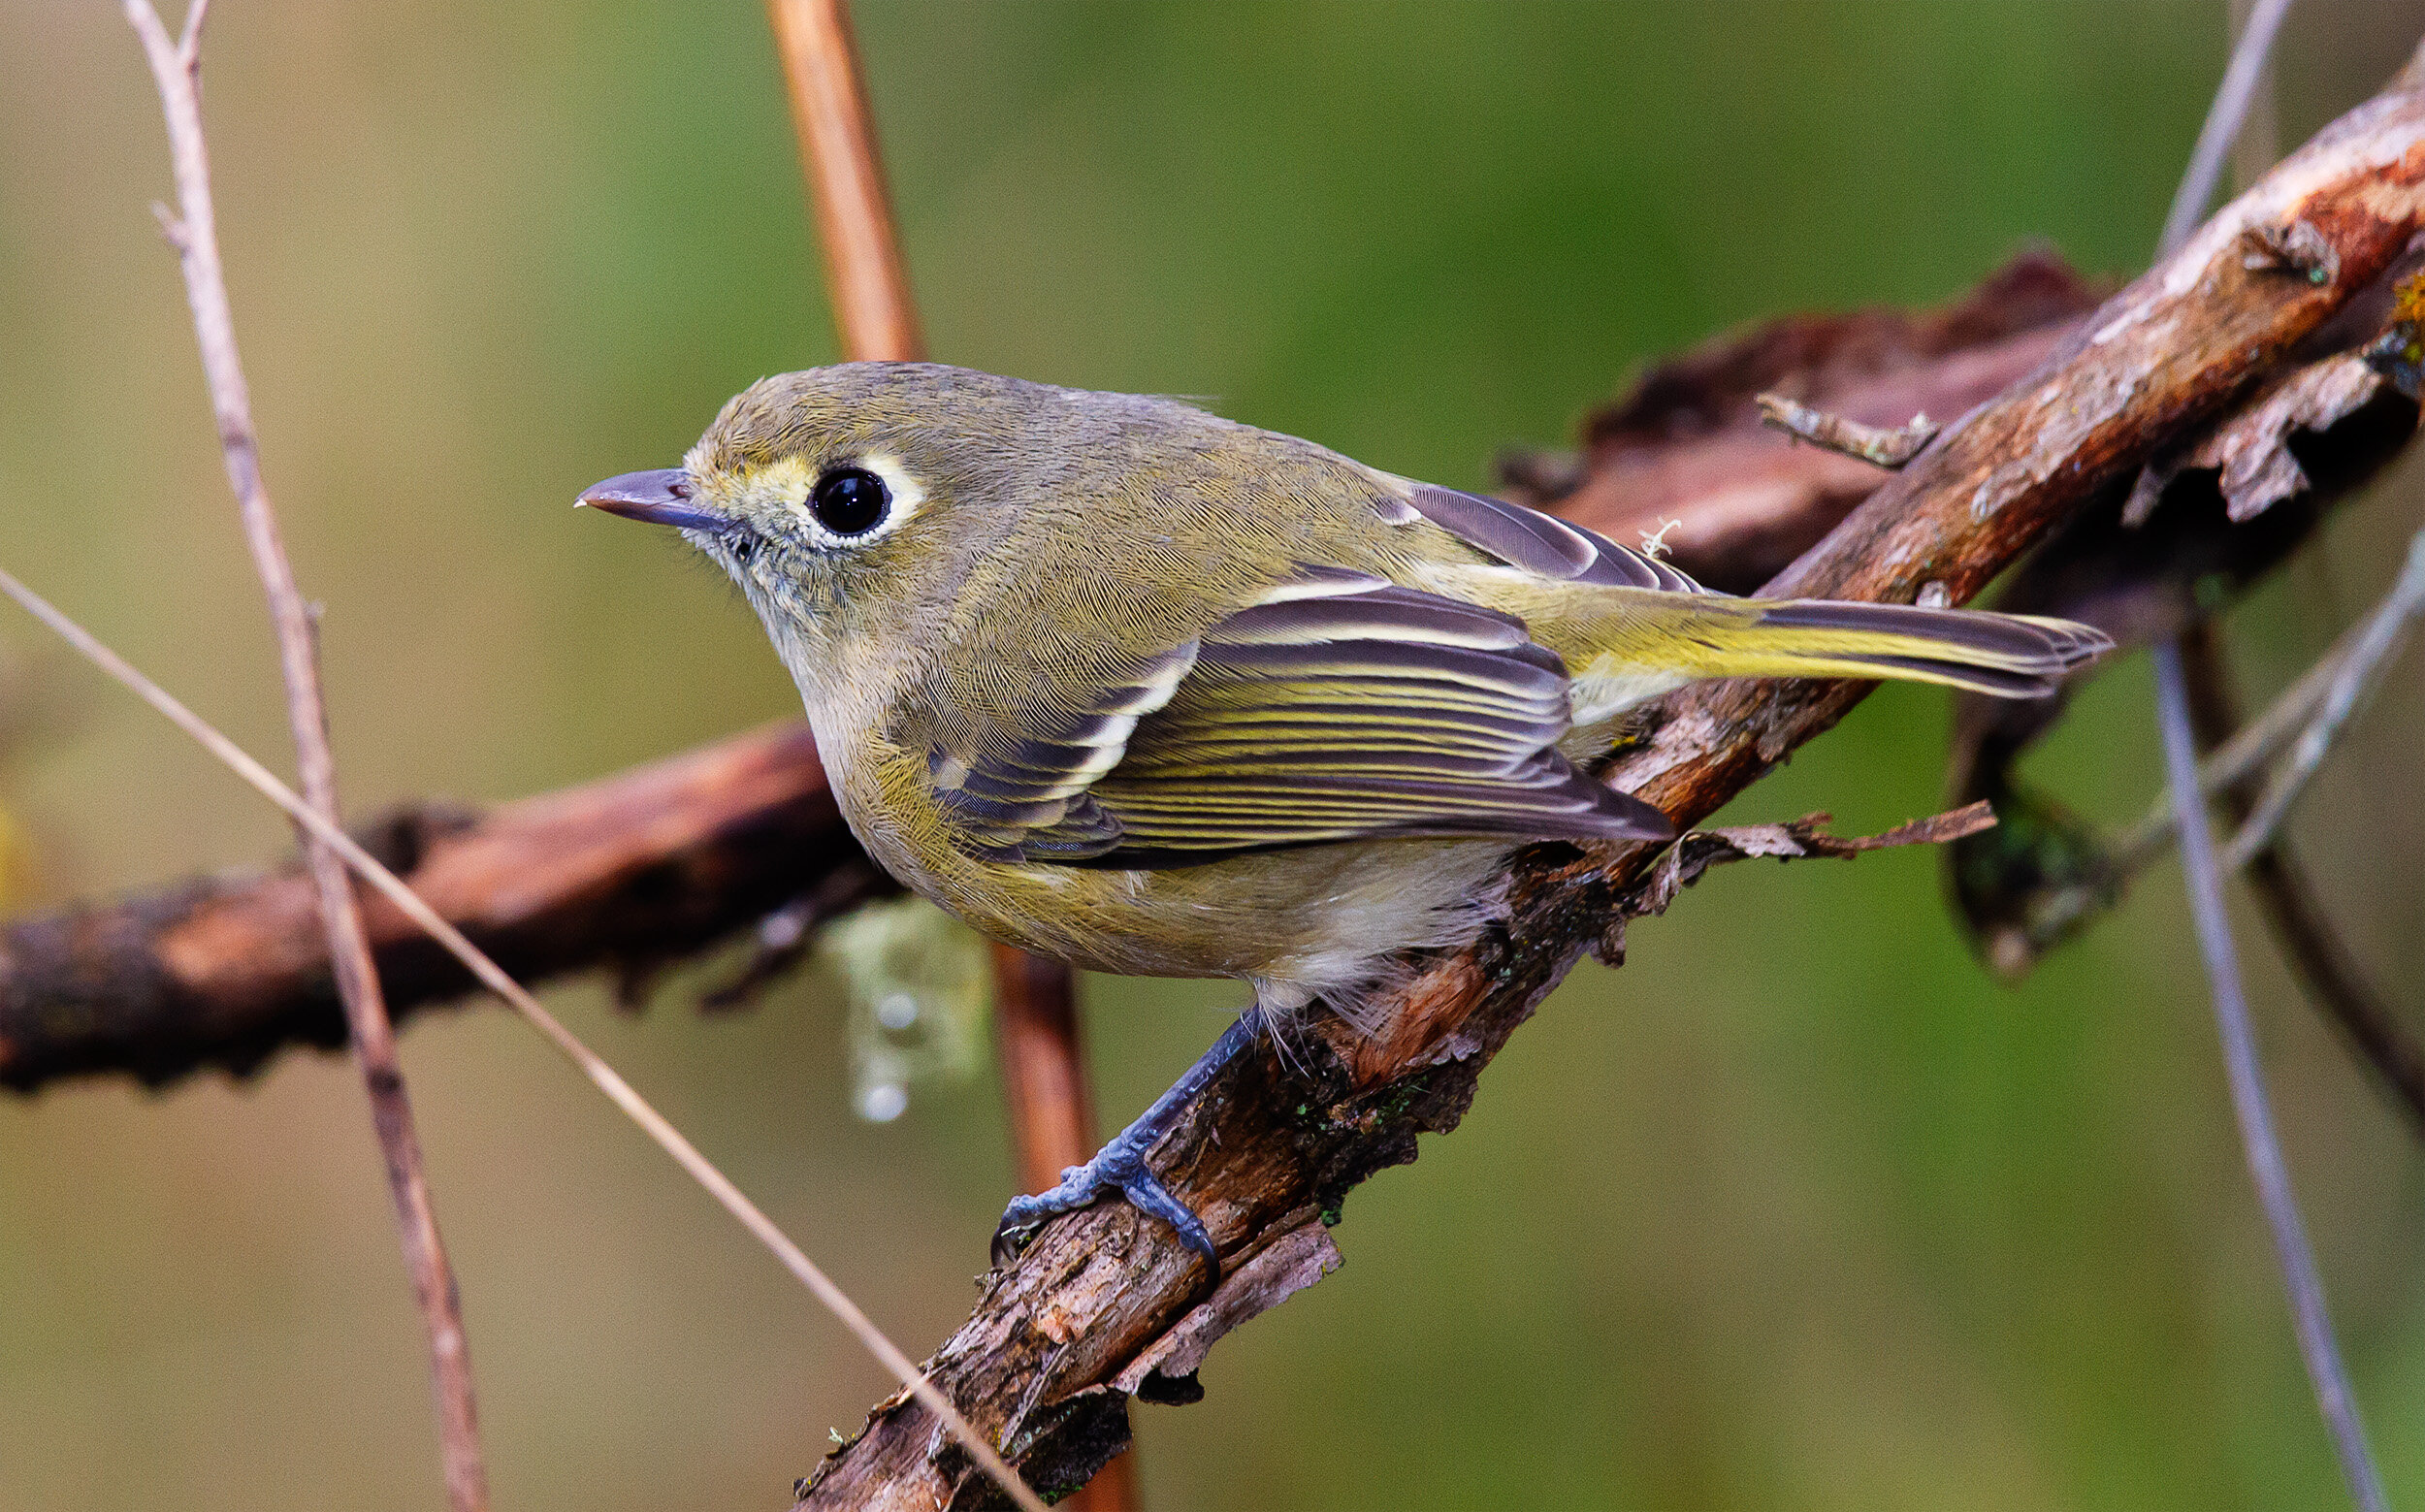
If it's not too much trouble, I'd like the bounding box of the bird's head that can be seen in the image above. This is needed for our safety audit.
[580,363,1070,692]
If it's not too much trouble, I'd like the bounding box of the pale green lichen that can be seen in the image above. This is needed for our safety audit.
[818,895,990,1122]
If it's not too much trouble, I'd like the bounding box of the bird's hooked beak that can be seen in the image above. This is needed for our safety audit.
[575,468,731,532]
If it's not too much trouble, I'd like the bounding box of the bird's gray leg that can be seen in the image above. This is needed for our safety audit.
[990,1004,1266,1271]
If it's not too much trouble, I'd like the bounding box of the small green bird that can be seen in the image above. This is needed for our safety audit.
[582,362,2108,1266]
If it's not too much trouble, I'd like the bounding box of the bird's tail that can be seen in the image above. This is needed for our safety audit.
[1571,593,2112,711]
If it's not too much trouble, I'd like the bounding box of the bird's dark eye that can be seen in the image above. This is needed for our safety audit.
[810,467,889,536]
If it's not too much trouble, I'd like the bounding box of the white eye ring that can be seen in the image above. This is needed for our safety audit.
[795,452,923,548]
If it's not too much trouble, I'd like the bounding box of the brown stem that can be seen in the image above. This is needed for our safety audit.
[766,0,925,364]
[985,945,1139,1512]
[989,943,1102,1202]
[791,51,2425,1506]
[122,4,486,1507]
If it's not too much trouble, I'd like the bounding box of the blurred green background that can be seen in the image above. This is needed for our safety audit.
[4,2,2424,1507]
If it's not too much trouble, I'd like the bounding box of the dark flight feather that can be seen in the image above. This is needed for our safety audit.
[1404,484,1706,595]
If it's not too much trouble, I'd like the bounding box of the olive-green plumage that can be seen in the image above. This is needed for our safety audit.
[585,362,2109,1027]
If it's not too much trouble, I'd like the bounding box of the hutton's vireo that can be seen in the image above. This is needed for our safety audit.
[583,363,2108,1266]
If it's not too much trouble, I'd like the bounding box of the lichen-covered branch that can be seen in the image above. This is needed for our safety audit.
[794,55,2425,1509]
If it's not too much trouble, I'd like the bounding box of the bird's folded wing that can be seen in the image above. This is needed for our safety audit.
[928,569,1673,867]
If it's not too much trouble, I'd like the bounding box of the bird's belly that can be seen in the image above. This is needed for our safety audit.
[870,815,1509,1002]
[975,840,1516,998]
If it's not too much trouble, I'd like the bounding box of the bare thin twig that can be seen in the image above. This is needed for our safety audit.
[0,563,1050,1512]
[2165,537,2424,1135]
[122,6,487,1504]
[2231,0,2286,191]
[2161,0,2300,256]
[2113,572,2419,871]
[2223,529,2425,869]
[1755,393,1939,467]
[2154,644,2387,1512]
[2178,622,2425,1149]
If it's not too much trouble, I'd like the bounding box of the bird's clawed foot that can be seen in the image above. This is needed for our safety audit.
[988,1007,1265,1271]
[990,1137,1216,1271]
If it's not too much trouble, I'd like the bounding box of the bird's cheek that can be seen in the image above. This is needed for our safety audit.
[766,573,839,634]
